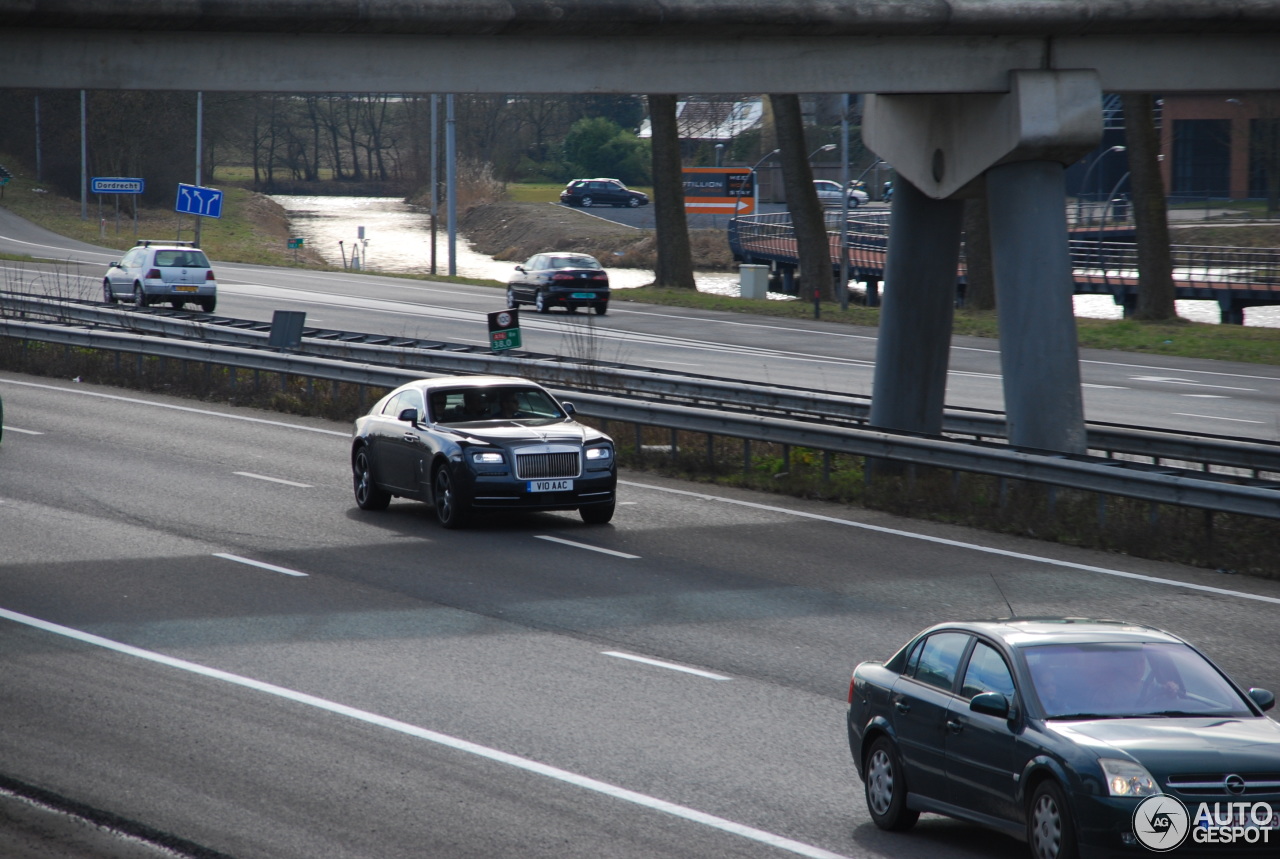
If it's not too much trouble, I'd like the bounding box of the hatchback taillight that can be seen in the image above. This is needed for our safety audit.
[146,268,161,279]
[206,270,216,281]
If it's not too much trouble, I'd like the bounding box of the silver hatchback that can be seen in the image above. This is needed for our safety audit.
[103,240,218,312]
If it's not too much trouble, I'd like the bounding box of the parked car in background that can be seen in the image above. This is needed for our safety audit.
[507,252,610,315]
[847,617,1279,859]
[559,178,649,208]
[813,179,869,208]
[102,240,218,312]
[351,376,617,528]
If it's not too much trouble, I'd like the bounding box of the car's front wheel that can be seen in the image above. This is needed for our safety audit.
[352,446,391,511]
[580,501,615,525]
[433,465,469,529]
[103,280,117,305]
[507,286,519,308]
[535,291,550,314]
[627,196,641,208]
[864,737,919,831]
[1028,781,1078,859]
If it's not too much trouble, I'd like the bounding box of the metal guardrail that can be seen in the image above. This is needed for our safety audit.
[5,291,1280,480]
[3,317,1279,520]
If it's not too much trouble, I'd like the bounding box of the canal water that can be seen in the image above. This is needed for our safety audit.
[273,196,1280,327]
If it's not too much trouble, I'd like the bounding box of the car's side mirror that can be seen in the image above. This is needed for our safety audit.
[398,408,419,424]
[562,402,576,416]
[109,261,120,268]
[969,691,1010,719]
[515,266,525,272]
[1249,688,1276,712]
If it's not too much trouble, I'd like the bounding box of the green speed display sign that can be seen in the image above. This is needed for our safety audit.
[488,308,521,352]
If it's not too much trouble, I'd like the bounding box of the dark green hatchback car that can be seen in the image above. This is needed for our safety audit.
[847,618,1280,859]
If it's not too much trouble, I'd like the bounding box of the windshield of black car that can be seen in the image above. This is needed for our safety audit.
[430,387,565,426]
[1023,642,1254,719]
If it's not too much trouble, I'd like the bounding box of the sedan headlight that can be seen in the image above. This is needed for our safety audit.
[1100,758,1159,796]
[470,450,505,465]
[585,447,612,461]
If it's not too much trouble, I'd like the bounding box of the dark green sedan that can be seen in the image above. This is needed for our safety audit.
[847,618,1280,859]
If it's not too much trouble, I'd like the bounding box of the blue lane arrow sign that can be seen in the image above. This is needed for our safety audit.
[92,177,144,194]
[175,183,224,219]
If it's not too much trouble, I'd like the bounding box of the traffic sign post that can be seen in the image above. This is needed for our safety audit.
[91,177,145,235]
[488,308,521,352]
[288,236,304,261]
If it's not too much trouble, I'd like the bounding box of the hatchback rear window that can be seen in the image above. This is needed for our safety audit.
[154,251,209,267]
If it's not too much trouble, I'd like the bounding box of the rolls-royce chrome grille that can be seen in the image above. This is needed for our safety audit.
[514,446,581,480]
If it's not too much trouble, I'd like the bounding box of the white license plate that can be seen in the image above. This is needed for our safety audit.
[528,479,572,492]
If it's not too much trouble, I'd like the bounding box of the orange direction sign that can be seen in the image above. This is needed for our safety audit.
[682,167,755,215]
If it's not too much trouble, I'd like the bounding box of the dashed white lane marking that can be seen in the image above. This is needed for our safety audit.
[0,426,43,435]
[534,535,640,559]
[0,607,852,859]
[213,553,309,577]
[1173,413,1263,424]
[603,651,731,681]
[233,471,313,488]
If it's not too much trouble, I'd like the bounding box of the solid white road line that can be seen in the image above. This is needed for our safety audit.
[0,426,43,435]
[233,471,313,488]
[621,479,1280,607]
[0,607,852,859]
[603,651,731,681]
[534,535,640,559]
[1173,412,1264,424]
[213,553,309,577]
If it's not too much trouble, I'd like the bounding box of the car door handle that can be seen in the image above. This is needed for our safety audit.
[947,718,964,734]
[894,701,911,715]
[402,434,419,443]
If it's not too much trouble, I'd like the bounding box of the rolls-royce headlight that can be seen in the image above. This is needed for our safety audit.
[585,447,612,461]
[1100,758,1159,796]
[470,450,504,465]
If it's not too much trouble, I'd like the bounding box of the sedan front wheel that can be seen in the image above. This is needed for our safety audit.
[433,465,469,529]
[1028,781,1077,859]
[507,286,519,308]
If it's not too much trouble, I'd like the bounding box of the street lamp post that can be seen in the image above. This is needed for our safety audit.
[715,142,725,166]
[1077,145,1126,226]
[741,148,780,219]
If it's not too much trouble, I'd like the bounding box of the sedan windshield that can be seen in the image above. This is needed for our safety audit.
[1024,642,1254,719]
[430,386,564,426]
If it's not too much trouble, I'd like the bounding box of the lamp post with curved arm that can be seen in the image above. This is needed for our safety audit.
[739,148,780,220]
[1077,145,1126,226]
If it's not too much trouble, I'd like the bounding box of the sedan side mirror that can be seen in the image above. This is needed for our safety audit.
[969,691,1010,719]
[397,407,419,424]
[1249,688,1276,712]
[562,402,576,416]
[515,266,525,272]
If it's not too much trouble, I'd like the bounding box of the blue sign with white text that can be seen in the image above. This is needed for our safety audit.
[92,177,144,194]
[175,183,223,219]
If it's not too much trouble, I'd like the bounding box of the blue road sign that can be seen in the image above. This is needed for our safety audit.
[92,177,144,194]
[175,183,224,219]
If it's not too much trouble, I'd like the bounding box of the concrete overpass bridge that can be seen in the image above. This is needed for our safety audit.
[4,0,1280,455]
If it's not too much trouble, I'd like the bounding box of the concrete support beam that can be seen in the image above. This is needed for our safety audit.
[986,161,1088,453]
[868,178,965,437]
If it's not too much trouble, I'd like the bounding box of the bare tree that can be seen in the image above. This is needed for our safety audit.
[647,94,695,289]
[1122,93,1176,320]
[962,194,996,310]
[768,94,833,301]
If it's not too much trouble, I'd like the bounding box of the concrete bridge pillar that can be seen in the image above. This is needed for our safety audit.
[868,178,964,435]
[862,70,1101,454]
